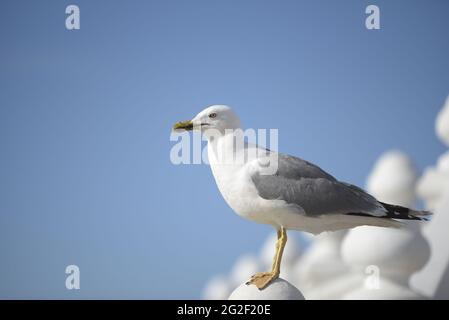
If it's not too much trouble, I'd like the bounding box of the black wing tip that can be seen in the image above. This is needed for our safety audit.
[379,202,433,221]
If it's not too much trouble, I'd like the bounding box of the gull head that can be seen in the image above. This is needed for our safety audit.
[173,105,241,137]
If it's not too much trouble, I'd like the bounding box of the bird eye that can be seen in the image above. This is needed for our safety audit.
[209,113,217,118]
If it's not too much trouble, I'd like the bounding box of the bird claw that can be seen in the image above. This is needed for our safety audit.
[246,272,278,290]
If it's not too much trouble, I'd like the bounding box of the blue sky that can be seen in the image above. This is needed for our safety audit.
[0,0,448,298]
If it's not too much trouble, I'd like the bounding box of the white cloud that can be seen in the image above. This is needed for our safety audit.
[436,95,449,147]
[366,150,417,207]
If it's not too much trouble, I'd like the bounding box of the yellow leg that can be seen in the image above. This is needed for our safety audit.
[246,227,287,290]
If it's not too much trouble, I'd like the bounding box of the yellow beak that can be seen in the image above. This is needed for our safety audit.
[173,120,193,131]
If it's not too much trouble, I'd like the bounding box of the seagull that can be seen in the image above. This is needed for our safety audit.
[173,105,431,290]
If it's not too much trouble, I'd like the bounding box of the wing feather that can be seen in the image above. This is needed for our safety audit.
[251,153,386,216]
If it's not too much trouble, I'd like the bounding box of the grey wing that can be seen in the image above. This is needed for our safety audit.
[273,154,338,181]
[251,153,386,216]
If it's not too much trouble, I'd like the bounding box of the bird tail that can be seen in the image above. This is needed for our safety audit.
[379,202,432,221]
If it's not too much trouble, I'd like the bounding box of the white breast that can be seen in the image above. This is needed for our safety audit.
[206,135,355,234]
[207,135,285,226]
